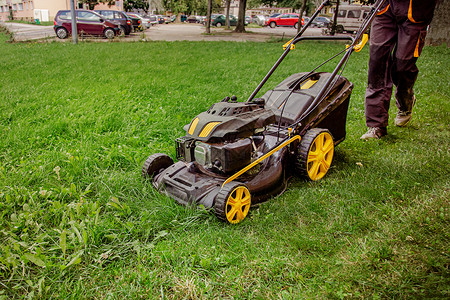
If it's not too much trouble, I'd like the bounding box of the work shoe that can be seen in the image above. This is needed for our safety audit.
[395,111,412,127]
[395,96,416,127]
[360,127,387,140]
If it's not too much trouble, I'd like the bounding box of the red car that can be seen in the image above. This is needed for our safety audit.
[266,13,304,29]
[54,10,120,39]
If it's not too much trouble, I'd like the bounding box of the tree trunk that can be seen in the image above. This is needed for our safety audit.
[330,0,339,36]
[205,0,212,34]
[297,0,308,33]
[426,0,450,46]
[234,0,247,33]
[225,0,231,29]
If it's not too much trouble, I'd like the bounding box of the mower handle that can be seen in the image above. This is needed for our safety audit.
[247,0,386,103]
[292,35,355,44]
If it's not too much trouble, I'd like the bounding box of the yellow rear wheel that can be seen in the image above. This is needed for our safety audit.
[215,182,251,224]
[296,128,334,181]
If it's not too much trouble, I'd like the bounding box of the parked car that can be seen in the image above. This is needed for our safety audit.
[125,12,143,31]
[211,14,232,27]
[186,16,200,23]
[336,5,370,33]
[126,12,146,30]
[155,15,165,24]
[54,10,120,39]
[251,15,265,26]
[265,13,304,29]
[211,14,247,27]
[94,10,132,35]
[312,16,331,27]
[269,13,281,18]
[148,15,158,26]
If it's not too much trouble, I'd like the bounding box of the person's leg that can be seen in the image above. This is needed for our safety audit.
[362,9,397,139]
[392,22,429,126]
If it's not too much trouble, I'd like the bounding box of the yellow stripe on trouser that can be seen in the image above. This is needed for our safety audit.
[414,33,421,57]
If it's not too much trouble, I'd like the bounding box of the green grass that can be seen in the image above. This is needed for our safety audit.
[0,33,448,299]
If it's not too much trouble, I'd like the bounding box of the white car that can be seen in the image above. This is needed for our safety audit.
[129,13,151,29]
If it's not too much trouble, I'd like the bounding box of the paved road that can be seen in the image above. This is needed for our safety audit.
[1,22,55,41]
[1,22,326,42]
[146,23,324,42]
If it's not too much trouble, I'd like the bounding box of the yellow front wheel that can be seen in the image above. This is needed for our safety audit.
[215,182,251,224]
[296,128,334,181]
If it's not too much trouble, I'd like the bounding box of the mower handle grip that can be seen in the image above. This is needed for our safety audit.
[354,33,369,52]
[292,35,355,45]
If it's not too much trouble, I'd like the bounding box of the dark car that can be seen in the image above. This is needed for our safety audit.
[156,15,166,24]
[172,15,187,22]
[125,12,142,31]
[54,10,120,39]
[186,16,199,23]
[94,10,132,35]
[211,14,239,27]
[312,16,331,27]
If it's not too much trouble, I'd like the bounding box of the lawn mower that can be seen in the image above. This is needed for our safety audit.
[142,0,386,224]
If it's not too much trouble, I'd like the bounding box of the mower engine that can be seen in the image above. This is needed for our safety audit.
[175,97,275,174]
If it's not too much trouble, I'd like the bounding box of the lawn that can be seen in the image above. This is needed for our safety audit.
[0,30,448,299]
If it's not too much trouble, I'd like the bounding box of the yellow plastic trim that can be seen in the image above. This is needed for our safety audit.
[301,79,318,89]
[354,34,369,52]
[307,132,334,181]
[199,121,221,138]
[222,135,301,187]
[188,117,199,135]
[225,186,251,224]
[283,38,295,50]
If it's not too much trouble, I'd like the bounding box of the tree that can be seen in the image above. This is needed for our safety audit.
[205,0,212,34]
[296,0,308,33]
[123,0,149,11]
[234,0,247,33]
[426,0,449,46]
[225,0,231,29]
[81,0,116,10]
[330,0,339,35]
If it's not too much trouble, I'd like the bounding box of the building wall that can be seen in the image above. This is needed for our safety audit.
[0,0,123,22]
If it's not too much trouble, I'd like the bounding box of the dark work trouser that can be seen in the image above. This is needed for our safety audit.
[364,8,429,128]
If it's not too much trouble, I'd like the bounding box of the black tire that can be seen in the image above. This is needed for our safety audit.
[294,22,298,29]
[295,128,334,181]
[104,28,115,39]
[118,26,126,36]
[214,182,251,224]
[142,153,174,179]
[56,27,68,39]
[336,25,344,34]
[269,21,276,28]
[216,22,222,27]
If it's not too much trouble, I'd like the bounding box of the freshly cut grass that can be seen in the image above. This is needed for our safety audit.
[0,32,448,299]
